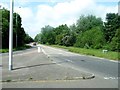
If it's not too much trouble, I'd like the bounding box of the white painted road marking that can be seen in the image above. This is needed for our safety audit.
[65,59,73,63]
[104,77,120,80]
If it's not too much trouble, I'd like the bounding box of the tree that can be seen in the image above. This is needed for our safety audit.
[54,24,70,36]
[34,33,41,42]
[75,27,105,49]
[109,28,120,51]
[40,25,55,44]
[54,24,70,45]
[62,32,76,46]
[25,34,34,43]
[104,13,120,43]
[55,34,64,45]
[76,15,103,34]
[34,13,120,51]
[1,8,32,48]
[1,9,10,48]
[62,36,73,46]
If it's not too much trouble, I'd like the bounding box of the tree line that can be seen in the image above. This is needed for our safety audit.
[35,13,120,52]
[1,8,33,49]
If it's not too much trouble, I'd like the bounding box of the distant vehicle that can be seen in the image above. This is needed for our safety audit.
[33,42,37,46]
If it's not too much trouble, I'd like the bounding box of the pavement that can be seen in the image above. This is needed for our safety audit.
[1,47,94,85]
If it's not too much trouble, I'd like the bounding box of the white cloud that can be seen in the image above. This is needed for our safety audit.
[0,3,9,9]
[35,0,94,28]
[15,7,34,22]
[14,7,35,35]
[96,5,118,21]
[34,0,118,38]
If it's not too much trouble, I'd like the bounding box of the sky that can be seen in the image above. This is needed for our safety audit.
[0,0,119,38]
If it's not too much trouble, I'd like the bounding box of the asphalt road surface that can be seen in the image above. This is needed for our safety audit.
[1,44,119,88]
[40,45,118,78]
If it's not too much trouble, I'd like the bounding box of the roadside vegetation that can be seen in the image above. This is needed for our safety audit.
[1,8,34,52]
[34,13,120,60]
[0,45,31,53]
[51,45,119,60]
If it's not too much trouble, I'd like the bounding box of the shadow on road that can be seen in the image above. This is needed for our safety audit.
[13,60,69,71]
[13,63,56,70]
[13,58,68,70]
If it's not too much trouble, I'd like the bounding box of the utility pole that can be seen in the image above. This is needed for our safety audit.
[9,0,14,70]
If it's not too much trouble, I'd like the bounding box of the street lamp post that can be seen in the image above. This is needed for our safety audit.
[16,13,17,48]
[16,13,18,48]
[9,0,14,70]
[15,7,21,48]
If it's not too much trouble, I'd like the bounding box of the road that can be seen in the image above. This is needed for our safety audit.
[40,45,118,78]
[39,44,119,87]
[1,44,119,88]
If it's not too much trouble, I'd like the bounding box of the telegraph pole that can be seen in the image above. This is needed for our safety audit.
[9,0,14,70]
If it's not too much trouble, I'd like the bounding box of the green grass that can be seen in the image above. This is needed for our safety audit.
[0,45,31,53]
[0,49,9,53]
[51,45,119,61]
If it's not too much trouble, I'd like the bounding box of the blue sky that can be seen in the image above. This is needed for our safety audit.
[0,0,119,38]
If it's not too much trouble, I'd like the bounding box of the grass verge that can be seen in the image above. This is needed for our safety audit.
[51,45,119,61]
[0,45,31,53]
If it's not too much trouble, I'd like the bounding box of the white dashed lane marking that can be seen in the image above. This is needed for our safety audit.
[104,77,120,80]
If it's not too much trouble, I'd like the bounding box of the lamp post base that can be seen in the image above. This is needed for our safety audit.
[9,65,13,71]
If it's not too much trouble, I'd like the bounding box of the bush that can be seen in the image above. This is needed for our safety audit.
[75,27,106,49]
[109,29,120,51]
[55,34,64,45]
